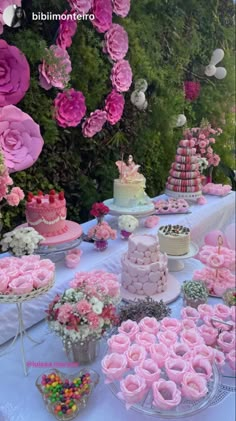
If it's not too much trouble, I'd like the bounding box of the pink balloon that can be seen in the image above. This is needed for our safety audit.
[204,230,228,247]
[225,224,235,250]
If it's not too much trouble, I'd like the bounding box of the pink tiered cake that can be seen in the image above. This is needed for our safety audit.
[165,139,202,199]
[121,234,168,296]
[26,190,67,237]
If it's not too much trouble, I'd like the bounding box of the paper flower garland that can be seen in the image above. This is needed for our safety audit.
[0,105,44,173]
[0,40,30,107]
[39,1,132,136]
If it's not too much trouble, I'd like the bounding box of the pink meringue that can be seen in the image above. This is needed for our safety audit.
[160,317,182,333]
[198,304,214,320]
[214,304,231,320]
[180,329,204,348]
[138,317,160,334]
[118,320,139,340]
[217,331,235,353]
[118,374,147,409]
[227,349,236,371]
[157,330,178,347]
[190,356,212,380]
[181,306,200,322]
[197,324,218,346]
[125,344,147,368]
[135,359,161,387]
[9,275,33,295]
[165,357,189,383]
[107,334,131,354]
[65,249,82,268]
[150,343,169,367]
[101,353,127,383]
[135,332,156,350]
[152,379,181,410]
[181,372,208,400]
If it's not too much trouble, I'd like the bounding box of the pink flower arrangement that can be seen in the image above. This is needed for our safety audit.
[56,11,77,49]
[105,90,125,125]
[88,221,117,241]
[82,110,107,137]
[53,89,87,128]
[112,0,130,17]
[184,81,201,101]
[68,0,92,13]
[111,60,132,92]
[0,40,30,107]
[39,45,72,90]
[90,202,110,218]
[91,0,113,33]
[104,24,129,61]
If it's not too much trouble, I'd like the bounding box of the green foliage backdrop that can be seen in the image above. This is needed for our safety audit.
[2,0,235,229]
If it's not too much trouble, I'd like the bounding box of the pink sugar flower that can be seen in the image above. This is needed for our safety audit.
[227,350,236,371]
[77,299,92,315]
[57,303,73,323]
[118,320,139,340]
[207,253,225,268]
[108,333,130,354]
[193,344,214,363]
[125,344,147,368]
[138,317,160,334]
[214,303,231,320]
[180,329,204,348]
[118,374,147,410]
[152,379,181,410]
[160,317,181,333]
[135,332,156,350]
[101,353,127,383]
[157,330,178,347]
[171,343,191,360]
[182,372,208,400]
[87,311,100,328]
[181,306,200,322]
[213,348,225,367]
[198,324,218,346]
[135,359,160,387]
[150,343,169,367]
[181,319,196,331]
[217,331,235,353]
[190,356,212,380]
[165,357,190,383]
[198,304,214,320]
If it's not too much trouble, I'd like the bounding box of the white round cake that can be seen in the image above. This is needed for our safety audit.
[121,234,168,296]
[158,225,190,256]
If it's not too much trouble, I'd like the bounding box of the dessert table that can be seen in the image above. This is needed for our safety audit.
[0,192,235,421]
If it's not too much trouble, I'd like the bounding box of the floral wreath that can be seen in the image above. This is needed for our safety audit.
[39,0,133,138]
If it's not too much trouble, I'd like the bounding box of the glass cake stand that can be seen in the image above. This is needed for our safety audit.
[103,198,155,218]
[167,242,199,272]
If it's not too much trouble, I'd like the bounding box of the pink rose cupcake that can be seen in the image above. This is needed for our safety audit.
[165,358,190,383]
[150,343,169,367]
[197,325,218,346]
[190,356,212,380]
[157,330,178,347]
[118,320,139,340]
[160,317,181,333]
[101,353,127,383]
[125,344,147,368]
[108,334,131,354]
[135,332,156,350]
[171,343,191,360]
[182,372,208,400]
[180,329,204,348]
[214,304,231,320]
[139,317,160,334]
[181,319,196,331]
[135,359,161,387]
[198,304,214,320]
[152,379,181,410]
[181,306,200,322]
[118,374,147,409]
[217,331,235,353]
[227,350,236,371]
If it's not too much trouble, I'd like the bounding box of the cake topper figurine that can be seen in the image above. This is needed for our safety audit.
[116,155,142,182]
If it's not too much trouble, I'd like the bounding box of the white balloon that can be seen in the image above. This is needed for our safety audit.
[214,67,227,79]
[205,64,216,77]
[131,90,146,107]
[135,79,148,92]
[176,114,187,127]
[210,49,224,66]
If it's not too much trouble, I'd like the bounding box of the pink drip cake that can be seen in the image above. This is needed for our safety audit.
[121,234,168,296]
[26,190,67,237]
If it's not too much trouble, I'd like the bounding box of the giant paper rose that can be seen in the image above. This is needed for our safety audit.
[68,0,92,13]
[82,110,107,137]
[39,45,72,90]
[104,24,129,61]
[91,0,112,33]
[105,90,124,125]
[54,89,86,128]
[111,60,132,92]
[112,0,130,17]
[56,11,77,49]
[0,40,30,107]
[0,105,44,173]
[0,0,21,34]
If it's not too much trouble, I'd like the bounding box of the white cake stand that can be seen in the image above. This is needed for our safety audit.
[165,189,202,202]
[167,242,199,272]
[103,198,155,217]
[119,274,181,304]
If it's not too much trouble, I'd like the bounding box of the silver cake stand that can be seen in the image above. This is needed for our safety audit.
[103,198,155,218]
[167,242,199,272]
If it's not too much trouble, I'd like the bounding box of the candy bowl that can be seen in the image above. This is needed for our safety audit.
[36,369,99,420]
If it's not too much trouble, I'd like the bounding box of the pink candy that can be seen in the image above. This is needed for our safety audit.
[180,329,204,348]
[181,307,200,322]
[161,317,182,333]
[157,330,178,347]
[118,320,139,340]
[125,344,147,368]
[135,332,156,350]
[190,356,212,380]
[150,343,169,367]
[217,331,235,353]
[198,325,218,346]
[9,274,33,295]
[214,303,231,320]
[138,317,159,334]
[227,350,236,371]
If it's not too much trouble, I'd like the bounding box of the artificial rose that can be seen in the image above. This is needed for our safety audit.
[56,11,77,49]
[112,0,130,17]
[191,356,212,380]
[39,45,72,90]
[68,0,92,13]
[135,332,156,350]
[171,343,190,359]
[217,331,235,353]
[125,344,147,368]
[111,60,132,92]
[150,343,169,367]
[157,330,178,347]
[213,348,225,367]
[82,110,107,137]
[198,325,218,346]
[104,24,129,61]
[198,304,214,320]
[184,81,201,101]
[105,90,125,125]
[160,317,182,333]
[108,333,130,354]
[0,0,21,35]
[181,306,200,322]
[180,329,204,348]
[214,303,231,320]
[118,320,139,340]
[0,105,44,173]
[54,89,86,128]
[0,40,30,107]
[193,344,214,363]
[91,0,112,33]
[6,191,21,206]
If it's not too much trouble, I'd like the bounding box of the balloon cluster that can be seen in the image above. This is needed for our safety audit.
[130,79,148,111]
[205,49,227,80]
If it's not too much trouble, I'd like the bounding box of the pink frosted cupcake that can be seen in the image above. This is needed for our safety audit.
[171,343,191,360]
[152,379,181,410]
[135,359,161,387]
[118,374,147,409]
[135,332,156,350]
[227,349,236,371]
[157,330,178,347]
[181,306,200,322]
[214,303,231,320]
[198,304,214,320]
[160,317,182,333]
[213,349,225,367]
[139,317,160,334]
[108,334,131,354]
[182,372,208,400]
[125,344,147,368]
[190,356,212,380]
[101,353,127,383]
[197,324,218,346]
[217,331,235,353]
[118,320,139,340]
[180,329,204,348]
[150,343,169,367]
[165,358,190,383]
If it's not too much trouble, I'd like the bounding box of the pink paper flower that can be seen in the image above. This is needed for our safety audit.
[91,0,112,33]
[111,60,132,92]
[160,317,182,333]
[150,343,169,367]
[181,307,200,322]
[182,372,208,400]
[77,299,92,315]
[56,11,77,49]
[138,317,160,334]
[125,344,147,368]
[118,374,147,409]
[184,81,201,101]
[57,303,74,323]
[54,89,86,128]
[227,350,236,371]
[207,253,225,268]
[0,105,44,173]
[217,331,235,353]
[104,90,125,125]
[118,320,139,340]
[165,358,190,383]
[157,330,178,347]
[152,379,181,410]
[68,0,92,13]
[135,359,160,387]
[101,353,127,382]
[198,324,218,346]
[135,332,156,350]
[0,40,30,106]
[144,215,160,228]
[191,356,212,380]
[82,110,107,137]
[180,329,204,348]
[104,24,128,61]
[112,0,130,17]
[108,333,130,354]
[39,45,72,90]
[214,303,231,320]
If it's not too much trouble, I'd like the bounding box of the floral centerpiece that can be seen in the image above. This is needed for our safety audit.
[182,281,209,308]
[88,221,117,251]
[47,270,120,364]
[0,227,44,256]
[90,202,110,223]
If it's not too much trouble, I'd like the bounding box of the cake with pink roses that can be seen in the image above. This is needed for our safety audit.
[121,234,168,296]
[26,190,67,237]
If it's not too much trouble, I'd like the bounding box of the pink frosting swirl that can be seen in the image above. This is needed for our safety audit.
[181,372,208,400]
[107,333,130,354]
[152,379,181,410]
[101,352,127,382]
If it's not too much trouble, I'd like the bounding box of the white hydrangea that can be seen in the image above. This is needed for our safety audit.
[198,157,209,173]
[0,227,44,256]
[118,215,139,232]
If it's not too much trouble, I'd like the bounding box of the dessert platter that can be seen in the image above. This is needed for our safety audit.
[153,198,191,215]
[119,234,181,303]
[202,183,232,197]
[104,156,155,216]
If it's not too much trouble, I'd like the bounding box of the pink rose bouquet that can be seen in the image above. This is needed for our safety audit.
[88,221,117,241]
[53,89,86,128]
[104,24,129,61]
[39,45,72,90]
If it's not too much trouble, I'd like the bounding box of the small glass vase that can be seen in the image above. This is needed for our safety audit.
[94,239,108,251]
[120,229,132,240]
[66,339,99,365]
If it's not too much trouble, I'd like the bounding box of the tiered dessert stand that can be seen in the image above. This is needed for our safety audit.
[167,242,199,272]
